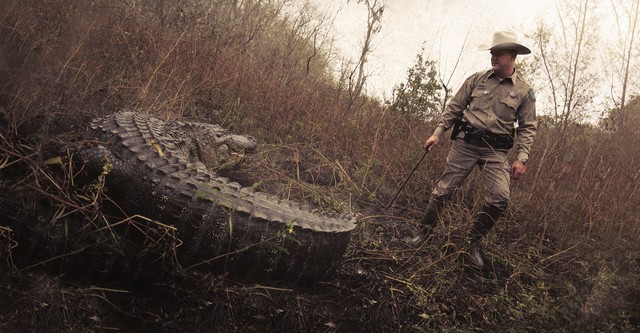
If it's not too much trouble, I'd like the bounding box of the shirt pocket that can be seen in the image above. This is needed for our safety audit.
[497,96,521,121]
[470,89,491,112]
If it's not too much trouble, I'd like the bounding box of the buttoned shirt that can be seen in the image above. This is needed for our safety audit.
[433,70,537,161]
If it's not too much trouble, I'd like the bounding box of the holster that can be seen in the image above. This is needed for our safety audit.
[450,119,464,140]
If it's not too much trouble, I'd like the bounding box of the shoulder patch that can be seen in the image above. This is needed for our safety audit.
[529,90,536,102]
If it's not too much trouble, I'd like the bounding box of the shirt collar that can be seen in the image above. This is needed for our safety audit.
[489,69,517,83]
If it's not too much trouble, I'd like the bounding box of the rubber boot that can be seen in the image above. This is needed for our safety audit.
[404,196,445,246]
[466,204,503,268]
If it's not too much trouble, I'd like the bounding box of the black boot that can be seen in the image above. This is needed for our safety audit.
[404,196,445,246]
[466,204,503,268]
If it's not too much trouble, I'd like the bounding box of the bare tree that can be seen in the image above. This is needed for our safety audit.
[605,0,640,130]
[530,0,600,138]
[527,0,601,191]
[347,0,385,106]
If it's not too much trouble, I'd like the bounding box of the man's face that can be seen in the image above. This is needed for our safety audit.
[490,49,516,75]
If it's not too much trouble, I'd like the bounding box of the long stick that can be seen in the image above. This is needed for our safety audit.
[385,149,429,210]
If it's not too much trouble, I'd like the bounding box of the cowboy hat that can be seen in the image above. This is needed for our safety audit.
[479,31,531,55]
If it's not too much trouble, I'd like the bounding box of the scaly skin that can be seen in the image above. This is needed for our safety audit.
[79,111,355,281]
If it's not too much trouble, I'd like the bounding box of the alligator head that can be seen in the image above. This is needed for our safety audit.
[167,120,258,171]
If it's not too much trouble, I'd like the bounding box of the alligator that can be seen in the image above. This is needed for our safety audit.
[70,111,356,281]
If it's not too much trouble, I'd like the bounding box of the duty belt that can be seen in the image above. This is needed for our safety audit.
[452,120,515,150]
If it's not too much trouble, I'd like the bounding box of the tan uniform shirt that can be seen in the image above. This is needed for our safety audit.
[433,70,537,161]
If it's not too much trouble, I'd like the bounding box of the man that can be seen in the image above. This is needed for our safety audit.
[408,31,537,269]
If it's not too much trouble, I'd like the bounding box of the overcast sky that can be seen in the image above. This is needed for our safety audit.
[309,0,560,98]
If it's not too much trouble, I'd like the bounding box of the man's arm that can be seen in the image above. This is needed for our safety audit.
[514,89,537,163]
[511,88,537,178]
[425,73,479,150]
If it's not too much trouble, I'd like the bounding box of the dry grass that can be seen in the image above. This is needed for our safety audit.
[1,0,639,332]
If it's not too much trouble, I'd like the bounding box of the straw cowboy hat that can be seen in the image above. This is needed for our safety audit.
[480,31,531,55]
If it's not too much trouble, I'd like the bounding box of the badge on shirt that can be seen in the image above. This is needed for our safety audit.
[509,91,517,98]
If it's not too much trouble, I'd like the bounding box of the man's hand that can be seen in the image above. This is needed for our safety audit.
[511,160,527,179]
[423,135,440,151]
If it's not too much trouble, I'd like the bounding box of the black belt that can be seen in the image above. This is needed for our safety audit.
[452,120,514,150]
